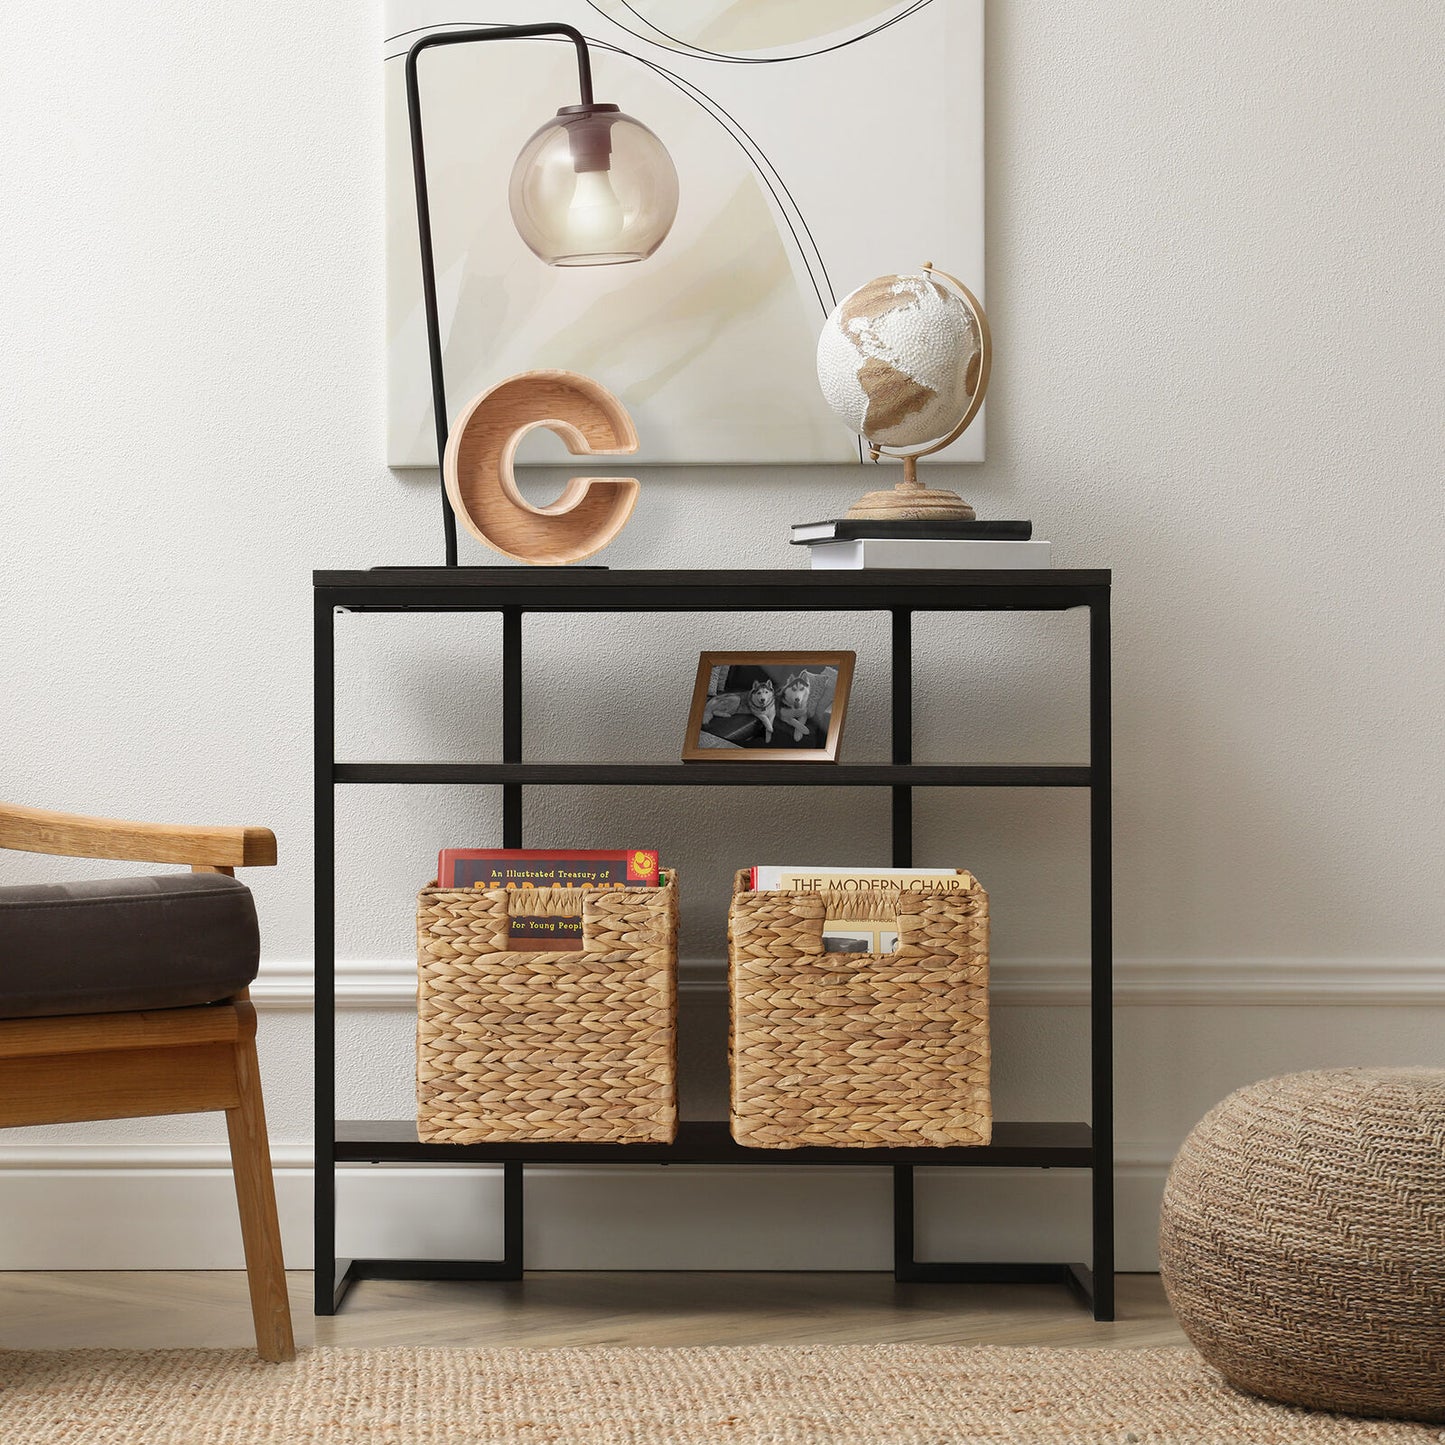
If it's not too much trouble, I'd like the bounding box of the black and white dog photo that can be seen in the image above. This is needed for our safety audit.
[695,662,836,751]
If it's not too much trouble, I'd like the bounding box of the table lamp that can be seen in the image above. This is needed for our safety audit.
[406,24,679,564]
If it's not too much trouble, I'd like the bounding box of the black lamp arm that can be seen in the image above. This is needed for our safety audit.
[405,24,595,566]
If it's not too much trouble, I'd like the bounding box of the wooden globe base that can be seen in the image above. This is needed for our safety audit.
[845,456,976,521]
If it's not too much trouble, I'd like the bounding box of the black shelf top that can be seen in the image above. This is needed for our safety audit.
[335,1119,1095,1168]
[313,567,1108,613]
[334,762,1091,788]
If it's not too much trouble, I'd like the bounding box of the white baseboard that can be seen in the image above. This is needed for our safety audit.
[251,956,1445,1010]
[0,1143,1173,1274]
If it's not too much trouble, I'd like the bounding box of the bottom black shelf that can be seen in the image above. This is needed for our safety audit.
[333,1119,1095,1168]
[322,1120,1111,1321]
[325,1257,1102,1315]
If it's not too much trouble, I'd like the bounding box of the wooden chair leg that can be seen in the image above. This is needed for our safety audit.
[226,998,295,1362]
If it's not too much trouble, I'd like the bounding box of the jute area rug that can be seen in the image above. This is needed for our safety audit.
[0,1345,1436,1444]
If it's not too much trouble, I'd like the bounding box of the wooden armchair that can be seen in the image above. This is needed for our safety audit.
[0,802,294,1362]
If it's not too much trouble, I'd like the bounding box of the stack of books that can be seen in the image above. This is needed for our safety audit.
[791,517,1050,570]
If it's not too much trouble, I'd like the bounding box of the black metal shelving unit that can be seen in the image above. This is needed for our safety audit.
[313,567,1113,1319]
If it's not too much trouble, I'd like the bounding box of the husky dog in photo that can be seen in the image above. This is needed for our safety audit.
[747,678,776,742]
[778,672,812,742]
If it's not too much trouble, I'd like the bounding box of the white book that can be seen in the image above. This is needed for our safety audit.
[808,538,1052,570]
[750,866,962,891]
[749,866,972,953]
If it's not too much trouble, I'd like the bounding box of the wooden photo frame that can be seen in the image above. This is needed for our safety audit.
[683,652,855,762]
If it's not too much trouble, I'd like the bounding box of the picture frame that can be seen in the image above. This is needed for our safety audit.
[683,652,854,762]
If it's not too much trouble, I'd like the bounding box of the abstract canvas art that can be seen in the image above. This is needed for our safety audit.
[385,1,985,466]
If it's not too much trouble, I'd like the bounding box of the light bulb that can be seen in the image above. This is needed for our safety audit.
[565,168,626,250]
[509,104,679,267]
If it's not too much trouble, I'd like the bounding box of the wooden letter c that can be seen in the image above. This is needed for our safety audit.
[443,370,641,565]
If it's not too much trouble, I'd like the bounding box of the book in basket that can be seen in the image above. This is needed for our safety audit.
[438,848,660,951]
[749,865,973,954]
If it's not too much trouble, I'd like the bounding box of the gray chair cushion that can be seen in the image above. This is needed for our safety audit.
[0,873,260,1019]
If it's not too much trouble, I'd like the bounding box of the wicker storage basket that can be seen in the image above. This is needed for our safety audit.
[416,874,678,1144]
[728,869,989,1149]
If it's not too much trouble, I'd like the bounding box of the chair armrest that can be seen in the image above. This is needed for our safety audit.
[0,802,276,868]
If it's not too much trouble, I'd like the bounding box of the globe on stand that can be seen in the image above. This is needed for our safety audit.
[815,264,992,519]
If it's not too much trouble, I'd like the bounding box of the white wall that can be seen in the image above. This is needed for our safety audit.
[2,2,1442,1276]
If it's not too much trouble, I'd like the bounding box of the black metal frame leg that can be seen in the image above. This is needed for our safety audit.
[892,1165,1097,1304]
[502,607,523,846]
[1088,594,1115,1321]
[314,596,337,1315]
[328,1162,525,1312]
[891,609,912,868]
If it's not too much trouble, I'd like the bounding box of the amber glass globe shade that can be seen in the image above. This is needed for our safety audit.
[508,103,679,266]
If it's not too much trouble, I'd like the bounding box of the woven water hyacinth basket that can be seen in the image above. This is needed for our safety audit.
[416,875,677,1144]
[1160,1068,1445,1424]
[728,869,989,1149]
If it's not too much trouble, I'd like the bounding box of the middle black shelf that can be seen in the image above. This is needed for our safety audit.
[333,762,1091,787]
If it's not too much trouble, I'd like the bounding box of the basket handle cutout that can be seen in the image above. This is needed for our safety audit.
[730,883,986,963]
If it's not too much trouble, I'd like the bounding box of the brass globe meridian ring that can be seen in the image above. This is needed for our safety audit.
[865,264,992,464]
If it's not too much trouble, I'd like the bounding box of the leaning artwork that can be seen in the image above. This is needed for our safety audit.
[384,1,985,467]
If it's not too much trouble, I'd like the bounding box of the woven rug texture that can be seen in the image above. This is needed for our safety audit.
[0,1345,1438,1444]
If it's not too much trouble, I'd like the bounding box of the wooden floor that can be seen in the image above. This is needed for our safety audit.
[0,1272,1186,1351]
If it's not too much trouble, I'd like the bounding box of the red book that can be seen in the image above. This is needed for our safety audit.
[438,848,659,889]
[436,849,660,951]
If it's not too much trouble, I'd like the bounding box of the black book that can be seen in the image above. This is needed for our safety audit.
[790,517,1032,544]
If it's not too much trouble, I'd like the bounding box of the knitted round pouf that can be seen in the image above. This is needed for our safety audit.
[1160,1068,1445,1423]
